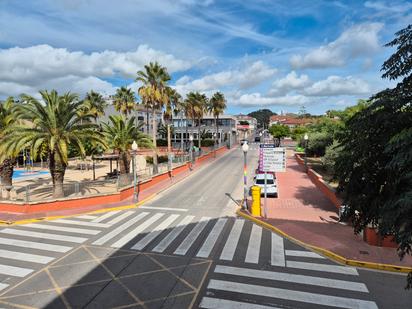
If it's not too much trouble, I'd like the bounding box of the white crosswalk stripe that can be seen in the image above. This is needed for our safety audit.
[24,223,101,235]
[271,233,285,266]
[200,297,279,309]
[0,283,8,291]
[91,210,121,223]
[174,217,210,255]
[0,237,72,253]
[196,218,227,258]
[220,219,244,261]
[76,215,98,220]
[286,261,359,275]
[285,250,325,259]
[0,264,33,277]
[53,219,111,228]
[0,249,54,264]
[245,224,262,263]
[105,211,134,225]
[0,228,87,243]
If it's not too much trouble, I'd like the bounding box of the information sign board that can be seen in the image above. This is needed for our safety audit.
[259,145,286,172]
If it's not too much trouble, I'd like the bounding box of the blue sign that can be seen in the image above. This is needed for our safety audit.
[260,144,275,148]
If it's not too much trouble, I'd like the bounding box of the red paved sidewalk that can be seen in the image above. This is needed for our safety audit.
[261,151,412,267]
[0,148,233,223]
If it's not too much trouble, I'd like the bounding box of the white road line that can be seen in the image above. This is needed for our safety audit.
[0,237,72,253]
[174,217,210,255]
[0,249,54,264]
[24,223,101,235]
[200,297,279,309]
[208,280,377,309]
[105,211,134,225]
[0,229,87,244]
[214,265,369,292]
[139,206,189,212]
[196,218,227,258]
[92,210,121,223]
[285,250,326,259]
[53,219,110,228]
[271,233,285,267]
[111,213,165,248]
[151,215,195,253]
[76,215,97,220]
[287,261,359,275]
[0,264,33,277]
[0,283,8,291]
[92,212,149,246]
[245,224,262,264]
[220,220,244,261]
[131,214,180,250]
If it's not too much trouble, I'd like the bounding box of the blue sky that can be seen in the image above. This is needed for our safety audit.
[0,0,411,115]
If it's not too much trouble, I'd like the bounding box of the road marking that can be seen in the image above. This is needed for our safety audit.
[208,280,377,309]
[0,264,33,277]
[0,237,72,253]
[139,206,188,212]
[287,261,359,275]
[220,219,244,261]
[151,215,195,253]
[0,228,87,243]
[200,297,279,309]
[0,249,54,264]
[245,224,262,264]
[214,265,369,292]
[24,223,101,235]
[76,215,98,220]
[131,214,180,250]
[271,233,285,266]
[92,210,121,223]
[285,250,326,259]
[92,212,149,246]
[105,211,134,225]
[111,213,164,248]
[174,217,210,255]
[196,218,227,258]
[53,219,111,228]
[0,283,8,291]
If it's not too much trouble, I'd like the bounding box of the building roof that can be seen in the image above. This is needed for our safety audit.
[270,115,313,125]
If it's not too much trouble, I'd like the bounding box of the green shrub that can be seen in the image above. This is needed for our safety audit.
[295,146,305,153]
[201,139,215,147]
[306,132,333,156]
[145,155,168,164]
[156,139,168,147]
[322,140,342,174]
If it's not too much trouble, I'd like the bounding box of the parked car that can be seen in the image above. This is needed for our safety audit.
[253,173,278,197]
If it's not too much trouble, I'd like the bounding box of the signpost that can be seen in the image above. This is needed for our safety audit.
[258,145,286,218]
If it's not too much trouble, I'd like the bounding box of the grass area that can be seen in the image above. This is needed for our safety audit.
[306,157,339,189]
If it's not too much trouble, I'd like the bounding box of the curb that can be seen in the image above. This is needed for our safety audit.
[236,209,412,274]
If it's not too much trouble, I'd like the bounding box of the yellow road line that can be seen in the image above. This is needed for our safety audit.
[236,209,412,274]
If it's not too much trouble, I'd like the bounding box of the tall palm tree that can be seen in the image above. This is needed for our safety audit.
[165,87,182,153]
[0,97,17,189]
[136,62,171,174]
[185,92,207,148]
[1,90,105,198]
[208,92,227,147]
[83,90,108,122]
[102,115,152,174]
[113,87,136,118]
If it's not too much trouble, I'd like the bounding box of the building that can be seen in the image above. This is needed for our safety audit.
[234,114,257,140]
[269,115,313,128]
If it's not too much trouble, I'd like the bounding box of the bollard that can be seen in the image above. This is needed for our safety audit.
[250,185,262,216]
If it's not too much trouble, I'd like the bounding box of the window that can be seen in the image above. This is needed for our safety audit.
[256,179,274,185]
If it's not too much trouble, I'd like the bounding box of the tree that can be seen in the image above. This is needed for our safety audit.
[102,115,152,174]
[1,90,105,198]
[0,97,17,190]
[165,87,182,154]
[248,109,275,129]
[113,86,136,118]
[291,126,308,141]
[136,62,171,174]
[207,92,227,148]
[269,124,290,146]
[83,90,107,122]
[334,25,412,288]
[185,92,207,148]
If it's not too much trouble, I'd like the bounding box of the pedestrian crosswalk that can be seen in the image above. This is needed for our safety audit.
[198,264,377,309]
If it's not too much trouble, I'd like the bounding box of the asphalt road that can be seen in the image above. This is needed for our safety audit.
[0,144,410,308]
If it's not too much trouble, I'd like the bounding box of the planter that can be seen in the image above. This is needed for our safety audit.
[363,227,398,248]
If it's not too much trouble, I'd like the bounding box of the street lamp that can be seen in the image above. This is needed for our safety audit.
[242,141,249,210]
[304,133,309,172]
[189,134,194,170]
[131,140,138,202]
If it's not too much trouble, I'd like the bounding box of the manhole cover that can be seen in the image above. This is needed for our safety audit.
[359,250,369,255]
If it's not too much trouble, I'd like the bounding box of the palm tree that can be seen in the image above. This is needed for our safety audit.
[0,97,17,189]
[185,92,207,148]
[113,87,136,118]
[1,90,105,198]
[102,115,152,174]
[83,90,108,122]
[208,92,227,148]
[165,87,182,153]
[136,62,171,174]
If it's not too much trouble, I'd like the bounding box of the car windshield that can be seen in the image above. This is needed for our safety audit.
[256,179,274,185]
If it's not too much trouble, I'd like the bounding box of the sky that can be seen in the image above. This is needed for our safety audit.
[0,0,411,115]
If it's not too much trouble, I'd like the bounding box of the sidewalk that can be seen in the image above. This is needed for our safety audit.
[256,151,412,268]
[0,147,233,224]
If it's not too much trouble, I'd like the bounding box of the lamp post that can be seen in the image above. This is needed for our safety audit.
[131,140,138,202]
[242,142,249,210]
[304,133,308,172]
[259,132,263,143]
[189,134,194,170]
[213,132,217,158]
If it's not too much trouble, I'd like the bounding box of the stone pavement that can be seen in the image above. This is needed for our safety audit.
[260,151,412,268]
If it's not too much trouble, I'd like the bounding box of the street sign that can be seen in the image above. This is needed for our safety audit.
[259,145,286,172]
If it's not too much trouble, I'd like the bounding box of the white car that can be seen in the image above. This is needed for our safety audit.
[253,173,278,197]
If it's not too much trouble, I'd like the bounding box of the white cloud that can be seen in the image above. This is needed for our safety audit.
[290,23,383,69]
[304,76,370,96]
[174,61,277,94]
[269,71,311,96]
[231,92,309,107]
